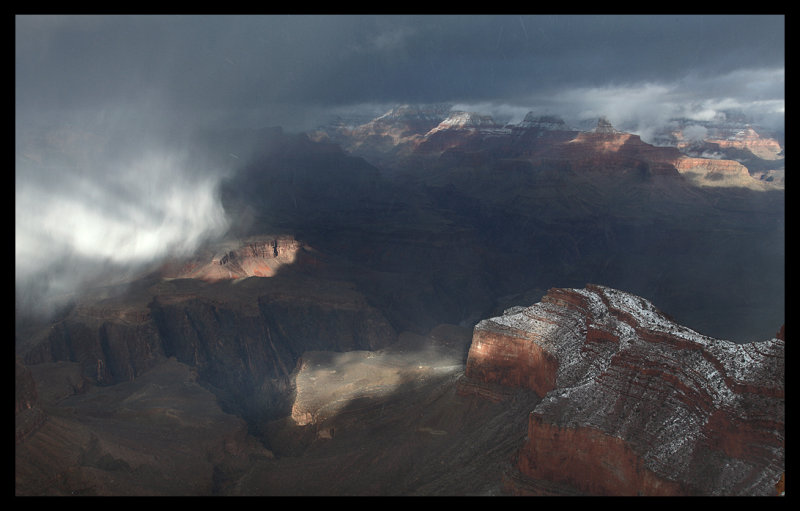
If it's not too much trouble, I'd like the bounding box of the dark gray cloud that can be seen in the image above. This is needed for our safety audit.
[14,15,785,314]
[16,15,785,130]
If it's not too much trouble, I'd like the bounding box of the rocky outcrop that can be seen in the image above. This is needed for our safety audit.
[414,111,508,155]
[703,127,784,161]
[655,121,784,175]
[19,273,397,423]
[414,114,686,180]
[313,104,452,161]
[361,104,453,140]
[425,111,501,135]
[465,285,784,496]
[501,120,778,189]
[593,117,618,134]
[514,113,570,131]
[673,156,780,190]
[312,104,784,192]
[674,156,750,176]
[160,236,307,281]
[151,277,397,420]
[525,128,684,178]
[22,302,165,386]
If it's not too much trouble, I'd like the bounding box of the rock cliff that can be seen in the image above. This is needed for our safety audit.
[653,120,784,181]
[556,129,684,176]
[514,113,570,131]
[702,127,784,161]
[425,111,501,135]
[318,105,784,191]
[160,235,307,281]
[19,270,397,423]
[464,284,784,496]
[673,156,780,190]
[310,104,452,164]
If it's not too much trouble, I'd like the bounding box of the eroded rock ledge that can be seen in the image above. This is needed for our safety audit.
[464,284,784,496]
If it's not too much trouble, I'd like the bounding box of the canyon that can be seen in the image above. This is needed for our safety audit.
[16,105,784,495]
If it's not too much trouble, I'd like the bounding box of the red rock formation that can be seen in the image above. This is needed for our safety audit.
[318,105,783,190]
[466,326,559,397]
[704,127,784,160]
[465,284,785,496]
[672,157,770,188]
[518,417,686,496]
[531,128,777,189]
[160,235,306,282]
[674,156,750,175]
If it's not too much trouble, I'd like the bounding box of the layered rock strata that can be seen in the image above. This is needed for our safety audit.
[672,157,780,190]
[703,127,784,161]
[465,284,784,496]
[160,235,307,281]
[318,106,784,191]
[19,272,397,422]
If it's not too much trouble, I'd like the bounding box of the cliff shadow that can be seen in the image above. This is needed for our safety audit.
[237,329,541,495]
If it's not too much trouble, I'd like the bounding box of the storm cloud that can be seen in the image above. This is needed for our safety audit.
[16,15,785,130]
[15,14,785,314]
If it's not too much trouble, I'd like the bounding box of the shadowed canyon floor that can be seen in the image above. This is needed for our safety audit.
[235,326,542,496]
[17,325,545,496]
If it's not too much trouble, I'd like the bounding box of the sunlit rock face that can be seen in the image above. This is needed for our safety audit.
[159,235,305,281]
[558,130,682,176]
[654,121,785,186]
[672,157,775,189]
[702,127,784,161]
[465,284,784,496]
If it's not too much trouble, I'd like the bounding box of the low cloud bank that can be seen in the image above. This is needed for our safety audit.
[15,118,231,318]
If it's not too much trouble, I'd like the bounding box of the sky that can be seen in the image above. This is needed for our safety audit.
[15,14,785,315]
[16,15,785,132]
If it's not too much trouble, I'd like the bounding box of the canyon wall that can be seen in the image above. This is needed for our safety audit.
[703,127,784,160]
[465,285,784,496]
[672,157,779,189]
[18,255,397,423]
